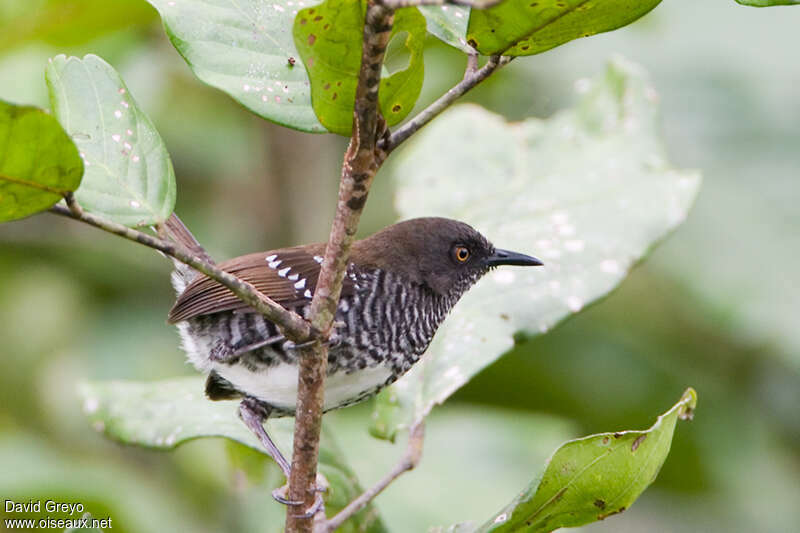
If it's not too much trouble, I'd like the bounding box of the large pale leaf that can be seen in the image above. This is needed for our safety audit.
[293,0,425,135]
[467,0,661,56]
[146,0,326,133]
[444,388,697,532]
[372,57,701,440]
[79,377,386,532]
[46,54,176,226]
[0,99,82,222]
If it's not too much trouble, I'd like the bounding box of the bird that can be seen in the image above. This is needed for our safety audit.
[162,214,541,507]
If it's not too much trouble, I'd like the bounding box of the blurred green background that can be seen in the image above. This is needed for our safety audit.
[1,1,799,531]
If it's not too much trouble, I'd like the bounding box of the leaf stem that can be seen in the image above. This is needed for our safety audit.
[49,202,312,341]
[323,422,426,532]
[381,55,512,153]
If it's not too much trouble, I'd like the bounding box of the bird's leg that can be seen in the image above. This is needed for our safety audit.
[237,397,327,513]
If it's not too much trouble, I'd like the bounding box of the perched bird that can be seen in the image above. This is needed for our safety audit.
[163,214,541,501]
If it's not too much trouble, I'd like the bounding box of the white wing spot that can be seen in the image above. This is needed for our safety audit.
[278,267,291,277]
[294,278,306,289]
[288,273,299,281]
[268,259,282,269]
[304,289,312,298]
[313,255,323,264]
[265,254,277,262]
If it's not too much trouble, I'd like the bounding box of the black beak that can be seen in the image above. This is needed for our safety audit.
[487,248,543,267]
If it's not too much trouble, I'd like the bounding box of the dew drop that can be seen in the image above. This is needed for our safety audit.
[114,110,122,118]
[126,129,133,136]
[564,240,585,252]
[132,155,140,163]
[558,224,576,237]
[551,211,569,225]
[600,259,621,274]
[574,78,592,94]
[111,134,121,142]
[118,88,126,95]
[130,200,141,208]
[121,101,129,108]
[83,397,99,414]
[566,296,583,312]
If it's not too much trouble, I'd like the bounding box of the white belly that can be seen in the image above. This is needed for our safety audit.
[210,361,393,412]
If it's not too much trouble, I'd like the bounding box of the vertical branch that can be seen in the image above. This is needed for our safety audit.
[284,1,395,531]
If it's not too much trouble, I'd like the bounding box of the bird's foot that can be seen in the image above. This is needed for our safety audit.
[271,474,328,518]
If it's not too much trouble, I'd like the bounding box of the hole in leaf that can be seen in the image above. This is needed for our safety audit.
[391,104,401,113]
[383,31,411,76]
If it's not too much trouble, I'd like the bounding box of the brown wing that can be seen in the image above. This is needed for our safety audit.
[168,243,350,323]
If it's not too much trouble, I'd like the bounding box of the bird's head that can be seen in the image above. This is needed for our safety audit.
[353,217,542,297]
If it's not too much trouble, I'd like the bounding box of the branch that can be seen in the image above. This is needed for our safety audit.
[381,54,512,153]
[49,201,312,341]
[323,422,426,532]
[284,1,395,531]
[380,0,503,8]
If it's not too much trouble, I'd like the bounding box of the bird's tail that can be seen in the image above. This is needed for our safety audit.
[161,213,214,294]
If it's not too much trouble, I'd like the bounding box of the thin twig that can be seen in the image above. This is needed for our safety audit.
[465,51,479,78]
[381,55,512,153]
[284,1,395,531]
[380,0,503,8]
[323,422,426,532]
[49,203,312,341]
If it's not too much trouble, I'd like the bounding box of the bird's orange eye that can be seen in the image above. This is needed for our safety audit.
[454,246,470,262]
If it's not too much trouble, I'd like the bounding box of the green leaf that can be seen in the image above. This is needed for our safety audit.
[145,0,326,133]
[419,5,472,53]
[46,54,176,227]
[467,0,661,56]
[293,0,425,135]
[735,0,800,4]
[0,99,82,222]
[479,388,697,532]
[372,57,701,439]
[79,377,387,532]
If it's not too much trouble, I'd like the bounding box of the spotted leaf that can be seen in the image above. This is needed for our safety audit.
[451,389,697,532]
[467,0,662,56]
[293,0,425,135]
